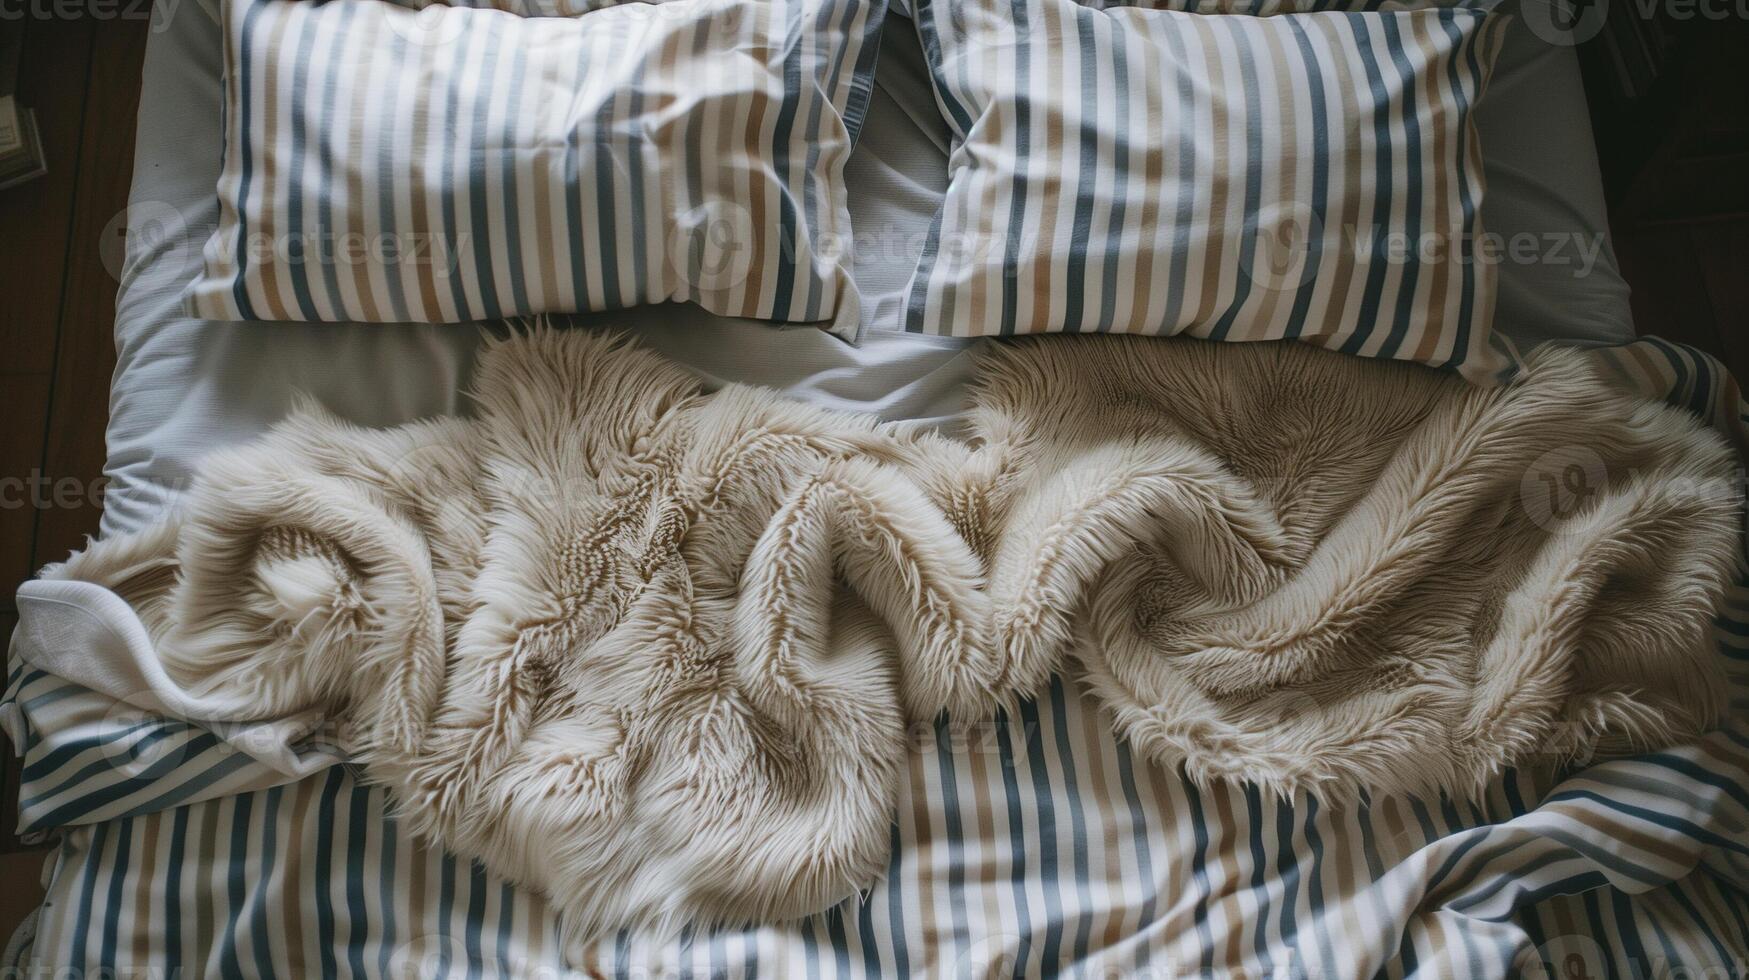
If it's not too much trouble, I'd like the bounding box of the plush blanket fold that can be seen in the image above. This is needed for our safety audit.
[965,339,1740,796]
[44,327,1741,942]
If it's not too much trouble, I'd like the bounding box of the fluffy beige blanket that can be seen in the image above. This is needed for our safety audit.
[48,327,1740,940]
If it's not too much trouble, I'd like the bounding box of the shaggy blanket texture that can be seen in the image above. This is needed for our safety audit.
[47,328,1741,941]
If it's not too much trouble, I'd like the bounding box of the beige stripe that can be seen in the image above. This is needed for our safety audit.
[1698,875,1747,958]
[644,11,691,307]
[966,102,1005,335]
[736,2,773,318]
[906,740,941,972]
[1694,734,1749,775]
[1185,15,1232,332]
[1625,342,1673,393]
[1135,16,1175,334]
[527,19,563,309]
[251,2,298,321]
[1420,916,1455,972]
[232,787,266,966]
[1079,701,1127,959]
[741,0,776,315]
[525,881,553,972]
[1128,762,1178,967]
[576,937,608,976]
[1544,890,1584,960]
[403,21,447,322]
[193,802,222,973]
[278,776,316,974]
[405,821,430,978]
[1099,20,1136,331]
[1245,17,1300,338]
[963,723,1006,961]
[1682,876,1733,954]
[131,810,160,971]
[702,5,749,314]
[1024,0,1069,335]
[1330,798,1368,976]
[1210,787,1247,971]
[654,17,699,304]
[984,2,1015,336]
[1408,16,1454,366]
[338,10,385,322]
[968,1,1014,336]
[1559,799,1690,870]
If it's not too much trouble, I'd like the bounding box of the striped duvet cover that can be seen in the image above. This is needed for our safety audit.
[5,338,1747,979]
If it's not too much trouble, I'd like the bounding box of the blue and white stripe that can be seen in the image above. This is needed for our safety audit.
[906,0,1520,384]
[186,0,885,337]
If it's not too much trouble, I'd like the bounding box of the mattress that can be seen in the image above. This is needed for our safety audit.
[7,0,1748,976]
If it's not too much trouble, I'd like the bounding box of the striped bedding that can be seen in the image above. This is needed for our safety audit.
[184,0,884,335]
[906,0,1521,384]
[5,338,1747,978]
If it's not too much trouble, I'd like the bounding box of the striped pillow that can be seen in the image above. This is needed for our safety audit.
[907,0,1519,383]
[186,0,886,335]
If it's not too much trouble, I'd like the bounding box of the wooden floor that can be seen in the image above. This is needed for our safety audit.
[0,2,1744,951]
[0,9,152,938]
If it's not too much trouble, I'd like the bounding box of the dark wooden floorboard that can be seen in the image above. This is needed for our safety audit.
[32,17,150,566]
[0,17,96,621]
[0,18,94,376]
[0,15,114,857]
[0,376,51,606]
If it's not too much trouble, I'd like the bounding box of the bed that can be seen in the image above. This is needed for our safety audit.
[5,0,1748,975]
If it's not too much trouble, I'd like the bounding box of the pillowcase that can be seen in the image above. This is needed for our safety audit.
[186,0,887,336]
[906,0,1519,383]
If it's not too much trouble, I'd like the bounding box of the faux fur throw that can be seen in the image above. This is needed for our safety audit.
[47,328,1740,941]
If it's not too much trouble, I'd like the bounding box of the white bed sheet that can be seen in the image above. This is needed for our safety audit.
[99,0,1635,538]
